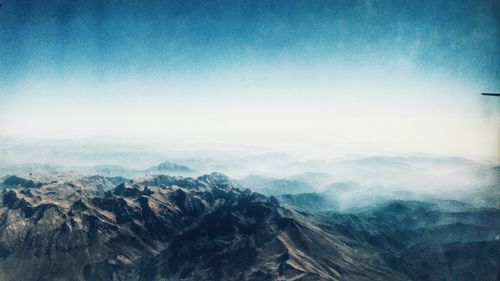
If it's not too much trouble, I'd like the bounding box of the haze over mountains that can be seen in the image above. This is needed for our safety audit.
[1,139,497,207]
[0,171,498,281]
[0,140,498,280]
[1,0,498,279]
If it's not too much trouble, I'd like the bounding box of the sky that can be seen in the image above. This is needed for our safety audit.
[0,0,499,160]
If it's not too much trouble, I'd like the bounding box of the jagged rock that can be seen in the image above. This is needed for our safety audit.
[0,173,497,281]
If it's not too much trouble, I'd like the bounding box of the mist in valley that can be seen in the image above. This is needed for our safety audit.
[1,138,497,211]
[0,0,499,279]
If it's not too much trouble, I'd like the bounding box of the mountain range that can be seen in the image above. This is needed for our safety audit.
[0,173,498,280]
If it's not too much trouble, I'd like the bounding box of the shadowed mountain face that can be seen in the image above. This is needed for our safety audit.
[316,201,500,281]
[0,173,498,281]
[0,173,405,281]
[2,175,44,189]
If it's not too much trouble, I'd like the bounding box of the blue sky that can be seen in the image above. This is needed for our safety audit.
[0,0,499,159]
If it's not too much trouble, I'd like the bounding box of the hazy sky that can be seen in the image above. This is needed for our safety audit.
[0,0,499,160]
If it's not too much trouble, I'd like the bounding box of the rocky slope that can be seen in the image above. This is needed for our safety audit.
[0,173,406,281]
[316,201,500,281]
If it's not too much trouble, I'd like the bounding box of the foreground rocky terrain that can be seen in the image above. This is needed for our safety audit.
[0,173,498,281]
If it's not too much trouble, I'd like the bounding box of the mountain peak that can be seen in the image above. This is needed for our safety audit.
[149,161,195,173]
